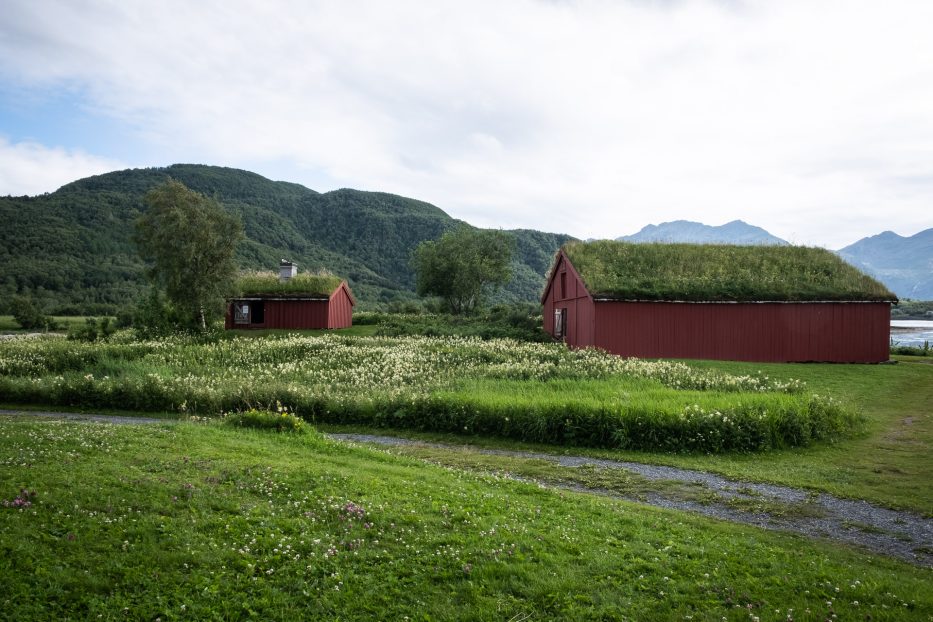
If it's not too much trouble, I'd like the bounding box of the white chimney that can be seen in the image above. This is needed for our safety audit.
[279,260,297,282]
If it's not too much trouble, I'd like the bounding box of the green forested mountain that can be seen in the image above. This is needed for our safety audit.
[0,164,573,312]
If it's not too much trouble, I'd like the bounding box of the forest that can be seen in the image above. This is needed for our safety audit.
[0,164,573,314]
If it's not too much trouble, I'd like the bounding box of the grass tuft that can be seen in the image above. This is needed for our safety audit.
[223,405,307,433]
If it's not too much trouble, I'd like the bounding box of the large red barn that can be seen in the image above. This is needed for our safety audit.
[542,241,895,363]
[226,263,355,330]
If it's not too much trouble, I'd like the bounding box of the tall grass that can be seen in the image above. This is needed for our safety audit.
[235,271,343,296]
[563,241,895,302]
[0,333,861,452]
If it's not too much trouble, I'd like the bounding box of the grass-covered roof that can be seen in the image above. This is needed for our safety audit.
[561,241,896,302]
[235,271,344,297]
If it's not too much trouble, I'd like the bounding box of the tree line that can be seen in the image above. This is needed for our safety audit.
[8,180,518,332]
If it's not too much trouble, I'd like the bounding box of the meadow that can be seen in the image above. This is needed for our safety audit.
[1,327,931,619]
[0,332,855,453]
[0,416,929,620]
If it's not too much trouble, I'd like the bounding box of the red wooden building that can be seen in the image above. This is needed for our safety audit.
[226,263,355,330]
[542,242,895,363]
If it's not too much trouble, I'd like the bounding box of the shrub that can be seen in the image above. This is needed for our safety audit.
[67,318,116,342]
[10,296,57,331]
[890,341,930,356]
[373,308,550,342]
[223,405,307,434]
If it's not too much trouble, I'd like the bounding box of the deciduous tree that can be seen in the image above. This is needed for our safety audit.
[412,226,514,314]
[135,180,243,330]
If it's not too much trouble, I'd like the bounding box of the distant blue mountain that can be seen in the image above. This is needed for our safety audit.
[837,228,933,300]
[618,220,788,246]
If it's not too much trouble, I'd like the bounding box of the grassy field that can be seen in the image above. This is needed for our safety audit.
[0,416,929,620]
[0,328,929,511]
[682,358,933,513]
[324,356,932,514]
[0,315,95,333]
[0,333,856,453]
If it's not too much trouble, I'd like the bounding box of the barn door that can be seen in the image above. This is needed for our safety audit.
[554,308,567,339]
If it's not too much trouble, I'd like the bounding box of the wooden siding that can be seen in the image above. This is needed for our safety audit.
[271,299,329,329]
[327,284,354,328]
[592,301,890,363]
[541,254,595,347]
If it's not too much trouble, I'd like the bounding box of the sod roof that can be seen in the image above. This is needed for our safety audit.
[235,271,344,298]
[560,241,896,302]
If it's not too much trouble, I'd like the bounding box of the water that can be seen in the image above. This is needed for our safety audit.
[890,320,933,348]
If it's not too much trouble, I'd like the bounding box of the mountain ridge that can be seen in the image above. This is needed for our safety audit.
[618,219,789,245]
[0,164,573,313]
[837,228,933,299]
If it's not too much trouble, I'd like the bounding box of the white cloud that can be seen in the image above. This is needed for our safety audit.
[1,0,932,247]
[0,138,126,196]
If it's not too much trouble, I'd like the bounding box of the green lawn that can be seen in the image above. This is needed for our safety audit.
[0,417,929,620]
[324,357,932,514]
[0,315,96,333]
[678,357,933,514]
[1,329,930,510]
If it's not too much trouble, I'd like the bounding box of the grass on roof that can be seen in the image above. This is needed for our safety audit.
[235,271,343,296]
[562,240,896,302]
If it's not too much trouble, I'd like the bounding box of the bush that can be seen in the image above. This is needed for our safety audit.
[223,405,307,433]
[890,341,930,356]
[10,296,57,331]
[118,290,189,337]
[373,307,550,342]
[67,317,116,342]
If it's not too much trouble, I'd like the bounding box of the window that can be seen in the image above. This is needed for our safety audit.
[234,303,250,324]
[554,308,567,339]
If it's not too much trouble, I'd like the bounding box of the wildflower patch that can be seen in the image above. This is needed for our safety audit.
[0,333,862,452]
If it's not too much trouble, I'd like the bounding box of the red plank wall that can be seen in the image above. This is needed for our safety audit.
[592,301,890,363]
[327,285,354,329]
[266,300,329,329]
[542,255,595,347]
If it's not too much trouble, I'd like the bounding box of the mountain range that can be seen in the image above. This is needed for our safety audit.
[619,220,788,245]
[837,230,933,300]
[0,165,929,313]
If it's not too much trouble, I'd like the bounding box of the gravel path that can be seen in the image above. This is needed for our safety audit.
[0,409,171,425]
[332,433,933,567]
[2,411,929,566]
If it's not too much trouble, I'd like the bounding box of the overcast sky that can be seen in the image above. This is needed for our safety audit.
[1,0,931,248]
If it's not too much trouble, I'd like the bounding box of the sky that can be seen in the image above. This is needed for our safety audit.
[1,0,931,249]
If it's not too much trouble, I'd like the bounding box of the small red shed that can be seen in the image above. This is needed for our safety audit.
[542,241,896,363]
[226,265,355,330]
